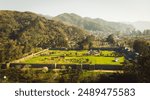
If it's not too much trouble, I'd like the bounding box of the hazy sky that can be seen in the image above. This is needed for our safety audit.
[0,0,150,22]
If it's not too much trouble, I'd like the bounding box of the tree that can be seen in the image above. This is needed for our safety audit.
[136,53,150,82]
[133,40,149,55]
[58,67,82,83]
[124,40,150,82]
[143,29,150,35]
[106,34,115,44]
[78,35,94,49]
[0,10,90,63]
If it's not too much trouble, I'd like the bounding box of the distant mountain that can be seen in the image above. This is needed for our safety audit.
[53,13,134,35]
[39,14,52,20]
[0,10,90,63]
[128,21,150,31]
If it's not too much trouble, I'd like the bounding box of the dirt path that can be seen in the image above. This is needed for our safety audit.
[11,49,49,63]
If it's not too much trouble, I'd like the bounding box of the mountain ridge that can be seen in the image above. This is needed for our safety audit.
[125,21,150,31]
[53,13,135,35]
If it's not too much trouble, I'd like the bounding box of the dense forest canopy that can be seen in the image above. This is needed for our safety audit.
[0,10,93,63]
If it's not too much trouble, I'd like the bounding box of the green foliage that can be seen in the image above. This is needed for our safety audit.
[143,29,150,35]
[124,40,150,82]
[58,67,82,83]
[78,35,95,49]
[0,10,90,63]
[21,50,124,65]
[133,40,149,55]
[0,67,137,83]
[53,13,134,35]
[0,67,57,83]
[106,34,115,44]
[136,53,150,82]
[0,40,23,62]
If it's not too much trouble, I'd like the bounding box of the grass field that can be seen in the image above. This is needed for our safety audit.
[21,50,124,65]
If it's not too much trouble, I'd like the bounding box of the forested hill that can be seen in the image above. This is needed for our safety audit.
[53,13,134,34]
[0,10,90,63]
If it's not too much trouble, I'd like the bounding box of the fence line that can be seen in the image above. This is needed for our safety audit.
[1,63,123,70]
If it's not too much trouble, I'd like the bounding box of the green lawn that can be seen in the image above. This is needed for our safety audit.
[21,50,124,65]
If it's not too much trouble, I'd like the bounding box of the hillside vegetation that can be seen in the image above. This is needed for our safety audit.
[53,13,134,35]
[0,10,91,63]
